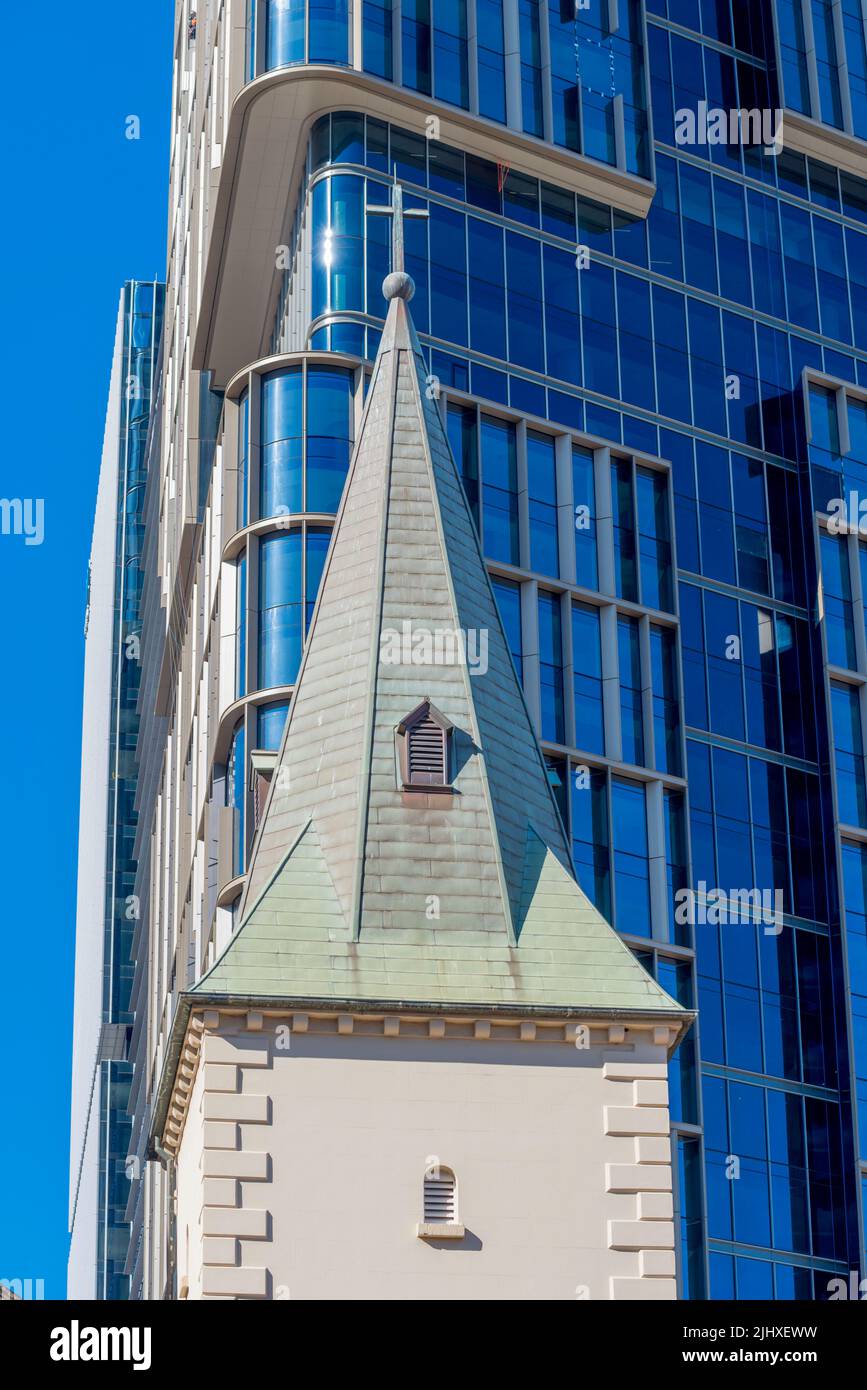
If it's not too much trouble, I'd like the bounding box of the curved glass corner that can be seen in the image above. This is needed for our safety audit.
[248,0,350,75]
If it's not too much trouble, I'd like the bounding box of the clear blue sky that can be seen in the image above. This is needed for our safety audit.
[0,3,172,1297]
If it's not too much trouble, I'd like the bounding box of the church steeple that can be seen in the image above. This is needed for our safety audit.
[190,205,685,1021]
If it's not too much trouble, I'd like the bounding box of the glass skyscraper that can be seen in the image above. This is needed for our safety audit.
[68,282,164,1300]
[74,1,867,1298]
[240,0,867,1297]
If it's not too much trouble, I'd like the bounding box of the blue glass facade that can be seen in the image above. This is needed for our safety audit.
[100,281,164,1299]
[773,0,867,135]
[229,0,867,1297]
[249,0,651,176]
[226,358,355,868]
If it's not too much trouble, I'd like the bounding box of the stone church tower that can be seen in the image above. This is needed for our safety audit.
[152,212,692,1300]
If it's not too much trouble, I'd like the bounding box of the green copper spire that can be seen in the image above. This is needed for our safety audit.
[190,237,685,1021]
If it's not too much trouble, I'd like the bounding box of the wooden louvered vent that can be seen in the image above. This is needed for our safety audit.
[408,712,447,785]
[424,1168,456,1223]
[398,699,454,792]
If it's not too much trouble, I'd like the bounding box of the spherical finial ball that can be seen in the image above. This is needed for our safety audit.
[383,270,415,301]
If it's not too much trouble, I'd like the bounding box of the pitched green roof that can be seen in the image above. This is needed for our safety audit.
[192,820,683,1013]
[187,272,685,1024]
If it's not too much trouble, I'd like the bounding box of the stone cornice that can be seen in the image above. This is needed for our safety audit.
[157,1002,693,1160]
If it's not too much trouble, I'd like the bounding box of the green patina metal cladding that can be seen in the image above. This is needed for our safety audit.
[190,281,684,1019]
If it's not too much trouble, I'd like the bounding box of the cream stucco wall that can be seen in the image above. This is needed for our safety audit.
[173,1015,680,1301]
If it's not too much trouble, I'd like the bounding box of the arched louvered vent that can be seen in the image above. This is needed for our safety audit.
[424,1166,457,1223]
[397,699,454,791]
[408,712,447,785]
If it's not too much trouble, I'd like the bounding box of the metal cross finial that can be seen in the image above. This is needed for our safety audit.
[365,171,429,276]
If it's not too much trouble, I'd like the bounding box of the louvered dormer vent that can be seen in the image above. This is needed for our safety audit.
[396,699,454,792]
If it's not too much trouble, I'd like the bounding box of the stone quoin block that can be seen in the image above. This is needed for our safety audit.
[202,1063,239,1093]
[203,1121,239,1150]
[634,1136,672,1164]
[610,1277,677,1301]
[603,1061,668,1082]
[603,1106,669,1137]
[605,1164,673,1194]
[203,1092,271,1124]
[201,1149,270,1181]
[608,1219,675,1251]
[202,1236,239,1266]
[640,1250,676,1278]
[633,1079,668,1107]
[205,1038,270,1068]
[201,1178,240,1208]
[638,1192,674,1221]
[202,1206,270,1239]
[202,1266,269,1299]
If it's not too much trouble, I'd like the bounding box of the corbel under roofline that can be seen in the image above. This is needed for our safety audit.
[150,991,695,1160]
